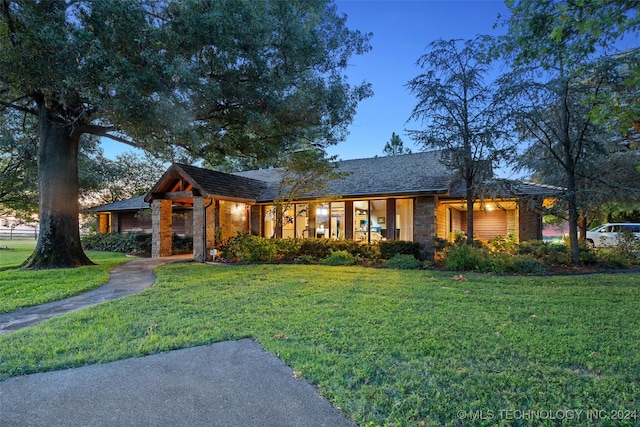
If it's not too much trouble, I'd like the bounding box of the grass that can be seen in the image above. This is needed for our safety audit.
[0,239,130,314]
[1,261,639,426]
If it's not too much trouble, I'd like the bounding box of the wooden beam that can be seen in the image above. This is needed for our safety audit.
[150,191,196,200]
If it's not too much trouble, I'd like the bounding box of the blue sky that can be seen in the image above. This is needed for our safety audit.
[102,1,510,163]
[327,0,509,161]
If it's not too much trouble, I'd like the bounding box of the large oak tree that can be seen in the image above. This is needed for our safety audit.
[0,0,371,268]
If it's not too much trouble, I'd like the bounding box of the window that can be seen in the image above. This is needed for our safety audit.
[263,205,275,238]
[396,199,413,241]
[282,206,295,238]
[353,200,387,243]
[315,204,329,238]
[369,200,386,242]
[353,201,369,242]
[296,204,309,238]
[331,202,345,239]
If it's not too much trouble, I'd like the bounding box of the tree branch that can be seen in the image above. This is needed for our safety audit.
[75,124,141,148]
[0,99,37,115]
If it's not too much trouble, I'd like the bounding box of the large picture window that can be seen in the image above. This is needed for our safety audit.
[353,200,386,243]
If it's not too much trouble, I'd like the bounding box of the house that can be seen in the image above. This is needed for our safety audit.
[93,151,557,261]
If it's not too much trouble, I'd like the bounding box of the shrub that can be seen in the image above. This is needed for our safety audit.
[273,238,303,262]
[321,250,356,266]
[81,232,152,254]
[299,238,332,259]
[509,255,547,275]
[579,244,598,265]
[220,233,277,262]
[383,254,422,269]
[517,240,568,264]
[443,244,486,271]
[596,249,632,269]
[613,230,640,259]
[488,233,518,254]
[172,234,193,254]
[379,240,422,260]
[516,240,545,256]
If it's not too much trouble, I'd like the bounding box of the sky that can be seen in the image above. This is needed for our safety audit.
[326,0,509,161]
[102,0,511,164]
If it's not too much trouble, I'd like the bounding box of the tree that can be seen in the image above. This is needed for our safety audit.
[270,146,347,238]
[85,151,167,206]
[407,37,513,245]
[0,0,371,268]
[0,111,38,217]
[542,1,640,139]
[497,0,640,264]
[383,132,411,156]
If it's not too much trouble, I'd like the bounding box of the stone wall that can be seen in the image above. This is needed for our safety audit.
[518,202,542,241]
[413,196,436,247]
[151,199,172,258]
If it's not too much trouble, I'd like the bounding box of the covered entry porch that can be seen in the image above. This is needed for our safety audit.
[144,163,265,261]
[436,198,543,243]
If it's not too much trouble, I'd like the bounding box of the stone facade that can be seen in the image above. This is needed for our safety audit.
[151,199,173,258]
[518,201,543,241]
[413,196,437,247]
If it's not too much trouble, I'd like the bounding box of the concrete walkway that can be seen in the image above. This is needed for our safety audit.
[0,254,192,335]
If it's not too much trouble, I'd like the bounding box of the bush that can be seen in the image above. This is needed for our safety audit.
[383,254,422,269]
[172,234,193,254]
[81,232,152,254]
[443,244,486,271]
[517,240,568,264]
[299,238,332,259]
[509,255,548,275]
[488,233,518,254]
[379,240,422,260]
[442,243,547,274]
[596,249,632,269]
[321,250,356,266]
[273,238,303,262]
[220,233,277,262]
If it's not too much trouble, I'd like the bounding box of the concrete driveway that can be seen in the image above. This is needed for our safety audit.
[0,339,355,427]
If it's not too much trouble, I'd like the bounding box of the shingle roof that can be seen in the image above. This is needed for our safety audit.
[91,195,150,212]
[95,151,560,212]
[234,151,455,201]
[447,179,563,199]
[173,163,267,200]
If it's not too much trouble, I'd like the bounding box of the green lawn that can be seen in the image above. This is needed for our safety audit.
[1,261,639,426]
[0,239,130,313]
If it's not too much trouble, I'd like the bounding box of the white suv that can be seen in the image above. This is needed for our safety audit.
[585,223,640,248]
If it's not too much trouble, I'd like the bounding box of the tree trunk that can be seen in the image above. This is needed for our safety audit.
[466,177,475,245]
[566,173,581,265]
[22,104,94,269]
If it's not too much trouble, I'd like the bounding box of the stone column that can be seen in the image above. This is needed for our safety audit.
[250,205,262,236]
[192,196,205,262]
[518,200,543,241]
[152,199,173,258]
[205,199,216,257]
[414,196,436,246]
